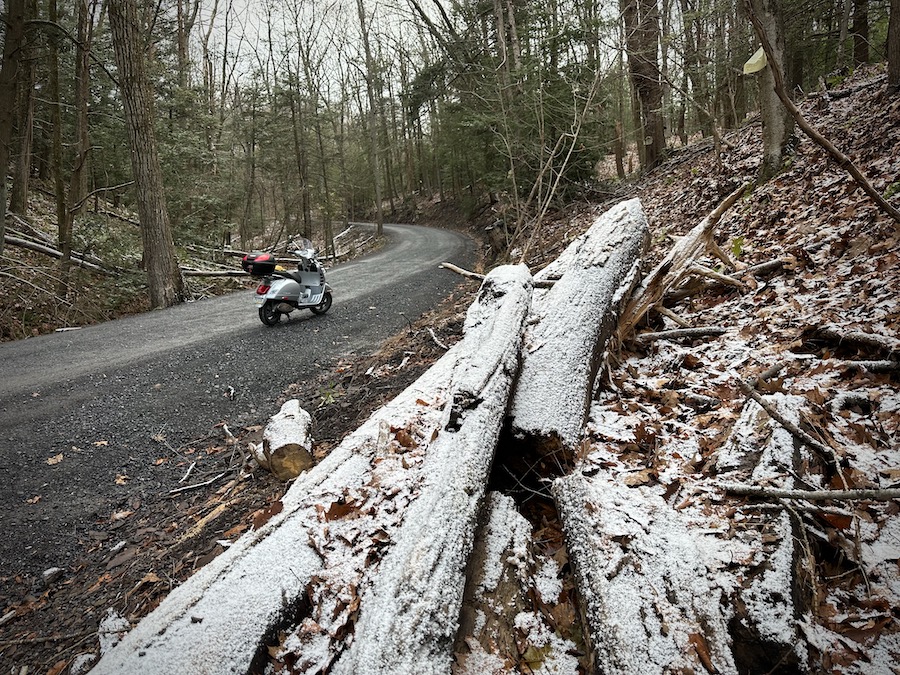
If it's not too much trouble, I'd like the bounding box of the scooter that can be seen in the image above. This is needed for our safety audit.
[242,245,333,326]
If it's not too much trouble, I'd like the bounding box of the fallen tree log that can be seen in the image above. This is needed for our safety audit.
[331,265,532,674]
[508,198,649,453]
[4,235,117,275]
[553,470,739,674]
[180,268,249,277]
[92,264,533,675]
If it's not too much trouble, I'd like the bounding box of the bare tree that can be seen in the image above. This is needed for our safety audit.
[746,0,793,181]
[356,0,384,236]
[108,0,184,308]
[889,0,900,92]
[0,0,26,259]
[9,0,37,216]
[621,0,666,171]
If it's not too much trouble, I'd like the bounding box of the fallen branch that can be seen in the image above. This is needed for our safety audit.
[807,324,900,359]
[440,261,555,288]
[737,378,842,470]
[689,263,748,289]
[178,461,197,484]
[4,235,116,275]
[636,326,727,343]
[723,484,900,501]
[168,471,228,495]
[439,262,484,282]
[746,3,900,224]
[180,269,249,277]
[428,327,449,350]
[0,631,95,648]
[618,184,749,341]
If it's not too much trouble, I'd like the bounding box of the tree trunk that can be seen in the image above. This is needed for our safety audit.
[108,0,185,308]
[356,0,384,236]
[58,0,95,296]
[48,0,69,296]
[888,0,900,90]
[852,0,869,65]
[9,0,36,217]
[621,0,667,171]
[288,85,312,239]
[0,0,25,258]
[747,0,793,181]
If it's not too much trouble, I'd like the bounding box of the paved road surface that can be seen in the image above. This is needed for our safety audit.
[0,223,473,577]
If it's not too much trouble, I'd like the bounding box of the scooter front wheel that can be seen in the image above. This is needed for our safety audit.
[259,300,282,326]
[310,291,332,315]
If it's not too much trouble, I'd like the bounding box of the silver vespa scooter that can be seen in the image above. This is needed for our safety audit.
[242,244,333,326]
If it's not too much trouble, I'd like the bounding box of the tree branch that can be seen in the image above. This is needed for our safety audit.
[723,484,900,501]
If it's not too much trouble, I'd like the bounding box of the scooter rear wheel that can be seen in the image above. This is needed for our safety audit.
[259,300,282,326]
[310,291,332,315]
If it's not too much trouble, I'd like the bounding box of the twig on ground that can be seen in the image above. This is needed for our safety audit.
[0,631,96,648]
[637,326,727,344]
[689,263,748,289]
[168,471,228,495]
[737,378,837,461]
[179,461,197,484]
[722,484,900,501]
[428,328,449,351]
[653,304,691,327]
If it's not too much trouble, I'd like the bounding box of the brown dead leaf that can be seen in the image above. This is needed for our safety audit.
[46,453,64,466]
[395,429,416,448]
[111,510,134,522]
[623,468,655,486]
[689,632,716,673]
[115,474,130,485]
[25,495,41,504]
[819,512,854,530]
[325,498,360,521]
[224,523,248,538]
[251,500,284,530]
[87,573,113,594]
[46,660,68,675]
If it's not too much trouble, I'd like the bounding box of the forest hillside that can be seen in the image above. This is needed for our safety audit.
[1,63,898,673]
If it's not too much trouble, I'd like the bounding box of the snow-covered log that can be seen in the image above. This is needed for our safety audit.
[508,198,649,452]
[716,394,807,670]
[91,265,533,675]
[251,399,314,480]
[553,470,740,675]
[454,492,533,669]
[332,267,533,675]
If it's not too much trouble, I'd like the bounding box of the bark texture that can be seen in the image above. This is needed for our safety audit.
[747,0,793,181]
[509,198,649,453]
[0,0,26,259]
[108,0,185,308]
[621,0,667,170]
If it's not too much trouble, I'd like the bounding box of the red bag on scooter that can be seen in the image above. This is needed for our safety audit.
[241,251,276,277]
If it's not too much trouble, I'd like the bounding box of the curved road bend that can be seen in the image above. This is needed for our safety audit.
[0,223,473,578]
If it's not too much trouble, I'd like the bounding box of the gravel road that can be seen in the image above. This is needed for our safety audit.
[0,223,473,578]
